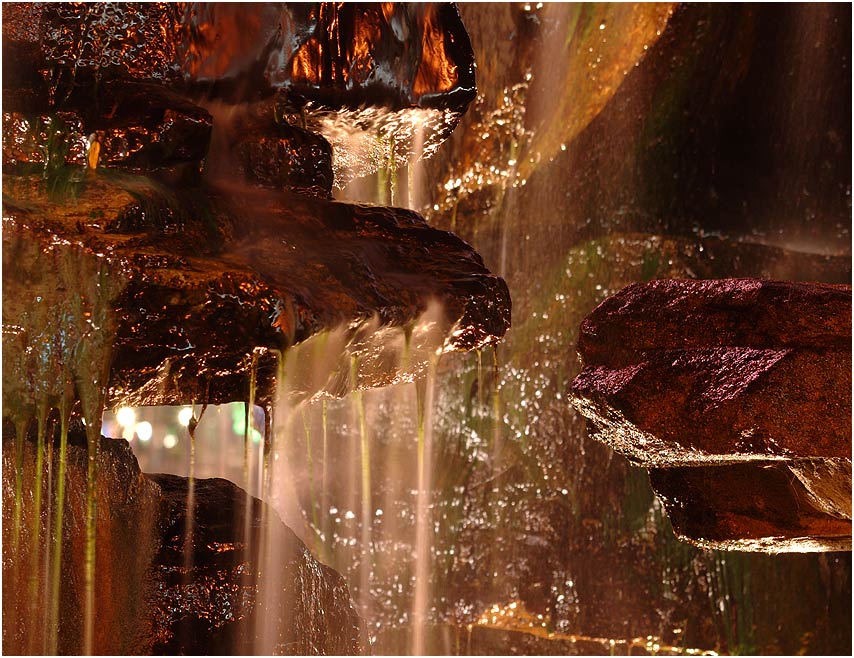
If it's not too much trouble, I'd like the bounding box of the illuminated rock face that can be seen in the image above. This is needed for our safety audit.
[149,473,365,655]
[184,3,476,111]
[649,463,851,553]
[3,3,474,107]
[2,426,161,655]
[0,5,497,653]
[2,174,510,410]
[1,425,365,654]
[3,2,476,182]
[3,81,214,183]
[570,278,852,552]
[1,2,505,410]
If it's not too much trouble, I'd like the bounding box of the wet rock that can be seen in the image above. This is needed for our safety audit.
[571,279,852,464]
[148,473,365,655]
[3,2,477,183]
[2,423,162,655]
[4,3,475,107]
[576,279,851,370]
[185,3,476,110]
[232,122,333,198]
[649,463,851,553]
[426,4,851,258]
[2,3,186,89]
[2,173,510,409]
[570,278,852,553]
[423,3,674,216]
[204,102,334,197]
[1,423,365,654]
[789,458,853,521]
[3,81,212,182]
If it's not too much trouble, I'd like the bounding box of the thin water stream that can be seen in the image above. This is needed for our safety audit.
[3,3,851,655]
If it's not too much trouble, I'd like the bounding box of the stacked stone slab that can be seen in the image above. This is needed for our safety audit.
[1,425,366,654]
[570,278,852,552]
[1,3,502,654]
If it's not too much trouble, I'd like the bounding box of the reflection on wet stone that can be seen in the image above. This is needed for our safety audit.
[2,2,852,656]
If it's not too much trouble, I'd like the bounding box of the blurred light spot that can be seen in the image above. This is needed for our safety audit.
[178,407,194,426]
[136,421,153,441]
[116,407,136,427]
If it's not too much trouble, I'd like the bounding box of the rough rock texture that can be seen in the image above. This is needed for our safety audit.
[3,2,476,182]
[577,279,851,370]
[3,3,475,108]
[2,1,505,411]
[570,278,851,552]
[2,171,509,409]
[2,425,162,655]
[789,458,853,521]
[232,121,334,198]
[571,279,851,465]
[649,463,851,553]
[148,473,364,655]
[3,81,214,183]
[1,423,365,655]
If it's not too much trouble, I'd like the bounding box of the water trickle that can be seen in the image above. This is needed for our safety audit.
[245,352,259,493]
[11,417,26,566]
[301,408,320,535]
[26,401,50,654]
[412,352,439,655]
[320,399,330,552]
[388,134,397,206]
[47,391,71,655]
[350,355,374,615]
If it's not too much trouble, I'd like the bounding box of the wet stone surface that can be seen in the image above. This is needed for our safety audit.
[649,463,852,553]
[2,423,162,655]
[571,279,852,465]
[3,2,475,108]
[149,473,365,655]
[232,121,334,198]
[2,2,503,411]
[2,173,510,410]
[570,278,852,552]
[3,2,477,183]
[3,81,213,184]
[1,422,366,655]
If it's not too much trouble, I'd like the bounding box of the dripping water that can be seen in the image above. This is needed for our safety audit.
[351,355,374,616]
[412,352,439,655]
[47,391,70,655]
[26,401,49,654]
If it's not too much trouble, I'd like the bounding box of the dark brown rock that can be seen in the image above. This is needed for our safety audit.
[148,473,365,655]
[3,3,477,183]
[183,3,476,112]
[570,278,852,553]
[577,279,851,370]
[203,101,335,197]
[571,279,851,465]
[1,423,365,654]
[4,3,476,108]
[2,424,162,655]
[2,3,186,89]
[232,121,334,198]
[2,172,510,409]
[649,463,851,553]
[3,81,213,182]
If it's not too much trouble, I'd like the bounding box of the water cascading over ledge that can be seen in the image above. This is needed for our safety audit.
[1,3,508,654]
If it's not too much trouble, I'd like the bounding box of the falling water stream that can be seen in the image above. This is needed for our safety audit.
[3,3,851,656]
